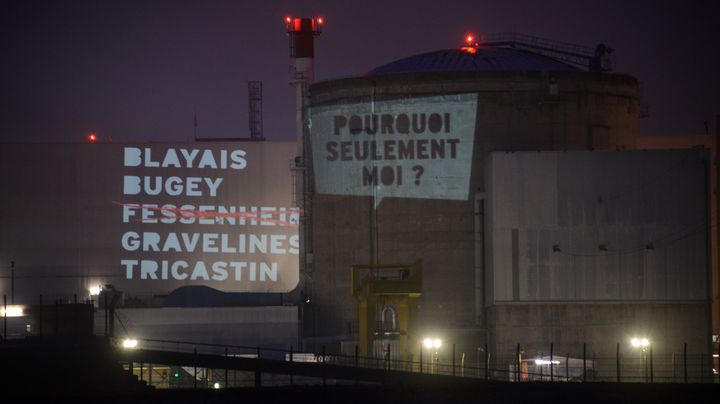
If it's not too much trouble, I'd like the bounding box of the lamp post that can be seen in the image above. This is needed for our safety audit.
[10,261,15,304]
[631,337,650,382]
[423,337,442,374]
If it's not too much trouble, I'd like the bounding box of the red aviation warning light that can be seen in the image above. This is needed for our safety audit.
[285,16,323,61]
[87,133,98,142]
[284,16,323,35]
[461,33,479,53]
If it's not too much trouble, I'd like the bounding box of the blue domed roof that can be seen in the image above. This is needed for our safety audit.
[365,47,577,76]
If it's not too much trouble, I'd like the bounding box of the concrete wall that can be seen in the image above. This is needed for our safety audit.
[635,134,720,339]
[486,150,708,303]
[104,306,298,348]
[485,150,712,377]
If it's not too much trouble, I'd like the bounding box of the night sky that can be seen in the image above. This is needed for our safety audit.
[1,0,718,143]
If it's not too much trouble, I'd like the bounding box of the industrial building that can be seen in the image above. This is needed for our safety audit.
[0,20,715,383]
[302,33,713,378]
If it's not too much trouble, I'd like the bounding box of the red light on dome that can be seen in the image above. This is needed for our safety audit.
[87,133,97,142]
[466,34,474,44]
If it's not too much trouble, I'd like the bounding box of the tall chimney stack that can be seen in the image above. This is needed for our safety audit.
[286,16,322,308]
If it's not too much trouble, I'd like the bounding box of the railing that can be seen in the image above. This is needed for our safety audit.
[2,293,717,386]
[112,337,720,389]
[480,32,614,71]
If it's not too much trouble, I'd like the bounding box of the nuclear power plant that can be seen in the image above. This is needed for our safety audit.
[302,32,713,378]
[0,18,716,388]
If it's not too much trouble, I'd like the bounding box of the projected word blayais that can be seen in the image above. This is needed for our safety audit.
[310,94,478,206]
[117,146,300,292]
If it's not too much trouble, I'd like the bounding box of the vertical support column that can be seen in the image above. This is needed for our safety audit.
[419,344,423,373]
[354,344,359,385]
[3,295,6,340]
[684,343,688,383]
[255,346,261,387]
[715,114,720,365]
[672,352,676,382]
[515,343,521,382]
[10,261,15,304]
[550,343,554,382]
[616,343,621,383]
[452,344,456,377]
[103,292,108,337]
[39,294,43,337]
[54,300,59,336]
[649,344,653,383]
[73,294,77,337]
[485,343,489,381]
[322,345,326,386]
[582,343,586,382]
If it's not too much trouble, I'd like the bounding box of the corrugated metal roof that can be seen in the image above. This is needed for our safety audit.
[364,47,577,76]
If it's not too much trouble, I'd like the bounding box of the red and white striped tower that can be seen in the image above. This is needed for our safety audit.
[286,16,322,313]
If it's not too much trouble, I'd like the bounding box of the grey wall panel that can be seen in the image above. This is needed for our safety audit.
[488,150,708,303]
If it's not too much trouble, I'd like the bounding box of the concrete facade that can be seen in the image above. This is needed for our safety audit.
[486,151,708,304]
[485,151,711,378]
[307,70,644,357]
[635,132,720,343]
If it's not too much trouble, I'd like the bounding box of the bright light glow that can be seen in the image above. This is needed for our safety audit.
[535,359,561,365]
[466,34,474,44]
[317,17,323,24]
[631,337,650,348]
[89,285,102,296]
[285,16,291,23]
[88,133,97,142]
[423,337,443,349]
[213,382,220,389]
[121,338,138,349]
[0,305,24,317]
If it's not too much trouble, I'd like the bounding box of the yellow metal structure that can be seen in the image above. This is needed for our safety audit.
[351,260,422,363]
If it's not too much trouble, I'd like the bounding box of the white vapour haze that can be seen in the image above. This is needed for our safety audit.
[310,94,478,207]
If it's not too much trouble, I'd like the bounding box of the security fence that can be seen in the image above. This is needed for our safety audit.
[112,338,720,388]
